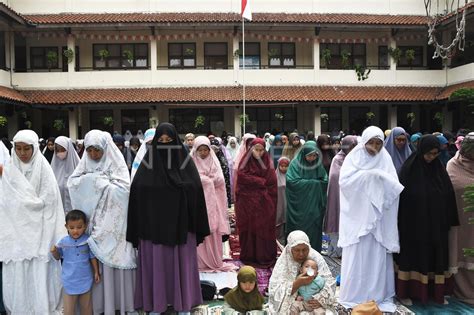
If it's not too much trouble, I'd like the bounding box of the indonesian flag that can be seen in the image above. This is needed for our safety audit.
[241,0,252,20]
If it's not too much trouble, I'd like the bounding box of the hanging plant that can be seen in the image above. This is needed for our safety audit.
[433,111,443,126]
[233,49,241,59]
[149,117,158,128]
[194,115,206,128]
[354,64,371,81]
[239,114,250,126]
[407,112,416,127]
[341,49,351,69]
[274,113,284,120]
[462,183,474,257]
[53,119,65,131]
[20,111,32,129]
[366,111,375,122]
[268,48,279,58]
[405,49,416,66]
[0,115,7,127]
[388,47,402,64]
[46,51,58,69]
[320,113,329,123]
[184,48,195,56]
[321,48,331,68]
[103,116,114,127]
[98,49,110,61]
[63,48,74,64]
[122,49,134,63]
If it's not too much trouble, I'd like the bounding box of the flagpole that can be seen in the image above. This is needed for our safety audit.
[242,17,246,135]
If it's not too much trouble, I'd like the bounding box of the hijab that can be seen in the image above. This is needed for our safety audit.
[282,132,301,160]
[0,139,9,165]
[317,134,335,173]
[276,157,290,187]
[384,127,412,173]
[226,136,240,160]
[224,266,264,313]
[131,128,155,181]
[42,137,55,164]
[51,136,80,212]
[127,122,210,247]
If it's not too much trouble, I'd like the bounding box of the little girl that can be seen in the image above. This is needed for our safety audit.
[276,157,290,245]
[51,209,100,315]
[223,266,265,314]
[290,259,326,315]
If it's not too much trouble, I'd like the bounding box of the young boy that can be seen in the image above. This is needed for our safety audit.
[290,259,326,315]
[51,209,100,315]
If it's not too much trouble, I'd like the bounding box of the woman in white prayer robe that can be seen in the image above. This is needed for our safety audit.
[0,129,66,314]
[338,126,404,312]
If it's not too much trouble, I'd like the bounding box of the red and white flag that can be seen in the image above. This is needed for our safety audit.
[241,0,252,20]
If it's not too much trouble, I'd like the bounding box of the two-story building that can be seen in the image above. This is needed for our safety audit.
[0,0,473,139]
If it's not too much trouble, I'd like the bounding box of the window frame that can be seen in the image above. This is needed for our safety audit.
[30,46,59,70]
[397,46,423,67]
[92,43,149,70]
[238,42,261,69]
[320,43,366,69]
[268,42,296,68]
[168,43,197,69]
[204,42,229,69]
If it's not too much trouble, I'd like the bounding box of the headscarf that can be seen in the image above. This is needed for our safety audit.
[123,130,133,142]
[136,129,144,140]
[324,136,358,234]
[270,134,284,168]
[191,136,229,235]
[282,132,302,161]
[0,130,66,262]
[0,139,9,165]
[285,141,328,251]
[234,133,256,172]
[127,123,210,247]
[317,134,335,174]
[68,130,136,269]
[437,134,451,166]
[383,126,412,173]
[268,231,336,314]
[276,157,290,187]
[226,136,240,160]
[384,129,392,137]
[276,157,290,238]
[51,136,80,212]
[338,126,403,252]
[455,136,465,150]
[224,266,264,313]
[42,136,55,164]
[131,128,155,181]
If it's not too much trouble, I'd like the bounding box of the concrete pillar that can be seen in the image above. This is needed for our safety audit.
[150,34,158,83]
[113,108,122,134]
[389,37,397,71]
[82,108,90,134]
[313,105,321,136]
[5,31,11,70]
[342,105,349,133]
[389,105,397,128]
[68,108,78,140]
[223,107,235,135]
[233,35,239,83]
[8,32,15,71]
[7,112,18,139]
[313,38,320,70]
[67,35,75,73]
[442,104,452,131]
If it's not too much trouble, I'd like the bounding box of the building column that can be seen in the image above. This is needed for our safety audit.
[313,105,321,136]
[389,37,397,71]
[389,105,397,128]
[8,32,15,71]
[313,38,320,70]
[342,105,349,133]
[82,108,90,134]
[113,108,122,134]
[68,108,78,140]
[224,107,235,135]
[67,35,76,73]
[233,35,239,83]
[150,33,158,83]
[149,106,159,128]
[442,104,452,131]
[7,112,18,139]
[233,107,241,139]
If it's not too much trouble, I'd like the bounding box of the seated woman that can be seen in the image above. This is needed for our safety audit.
[268,230,336,314]
[223,266,264,314]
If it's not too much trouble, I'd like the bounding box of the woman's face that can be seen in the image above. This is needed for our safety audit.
[305,152,318,163]
[86,146,104,161]
[291,243,310,264]
[185,137,194,147]
[252,144,265,159]
[279,163,288,174]
[365,138,383,156]
[157,134,173,143]
[292,137,300,146]
[394,134,407,150]
[423,148,440,163]
[281,135,288,144]
[239,281,256,294]
[15,142,34,163]
[46,141,55,151]
[230,140,236,148]
[55,144,66,153]
[197,145,210,159]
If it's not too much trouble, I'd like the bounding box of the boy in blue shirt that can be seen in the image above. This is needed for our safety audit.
[51,210,100,315]
[290,259,326,315]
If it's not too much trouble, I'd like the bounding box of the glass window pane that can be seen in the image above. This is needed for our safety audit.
[182,44,195,56]
[122,59,133,68]
[94,45,106,55]
[135,44,148,56]
[340,44,352,54]
[108,45,120,57]
[328,44,339,55]
[354,44,365,55]
[32,56,44,68]
[108,58,120,68]
[270,57,281,66]
[169,43,181,56]
[353,57,365,66]
[283,57,294,66]
[136,58,147,67]
[282,43,294,55]
[205,43,227,56]
[268,43,281,55]
[183,58,195,67]
[169,58,182,67]
[31,47,43,56]
[95,58,106,68]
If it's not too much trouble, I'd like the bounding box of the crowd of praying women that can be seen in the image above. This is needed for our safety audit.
[0,123,472,314]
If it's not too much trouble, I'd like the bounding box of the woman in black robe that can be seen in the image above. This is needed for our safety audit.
[396,135,459,304]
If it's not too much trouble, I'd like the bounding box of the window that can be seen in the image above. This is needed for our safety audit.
[244,107,297,134]
[378,46,389,69]
[397,46,423,67]
[121,109,149,134]
[320,43,366,69]
[93,43,148,69]
[30,47,59,69]
[321,107,342,133]
[169,108,224,134]
[0,32,5,70]
[168,43,196,68]
[238,42,260,69]
[62,46,80,72]
[89,109,114,134]
[268,43,295,68]
[204,43,228,69]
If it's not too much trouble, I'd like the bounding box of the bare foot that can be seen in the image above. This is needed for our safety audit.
[400,298,413,306]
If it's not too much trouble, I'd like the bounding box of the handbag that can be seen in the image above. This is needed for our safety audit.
[351,300,382,315]
[200,280,217,301]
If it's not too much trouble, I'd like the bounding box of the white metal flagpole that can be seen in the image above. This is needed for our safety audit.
[242,17,246,135]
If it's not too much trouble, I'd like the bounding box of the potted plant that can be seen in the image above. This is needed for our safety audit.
[388,47,402,64]
[320,113,329,123]
[20,111,32,129]
[122,49,134,63]
[407,112,416,128]
[239,113,250,127]
[405,49,415,67]
[233,49,241,59]
[268,48,279,58]
[366,111,375,122]
[321,48,331,68]
[46,51,58,69]
[341,49,351,69]
[98,49,110,61]
[103,116,114,127]
[433,111,443,127]
[63,48,74,64]
[53,119,65,131]
[184,48,195,56]
[194,115,206,128]
[354,64,371,81]
[0,115,7,127]
[274,113,284,120]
